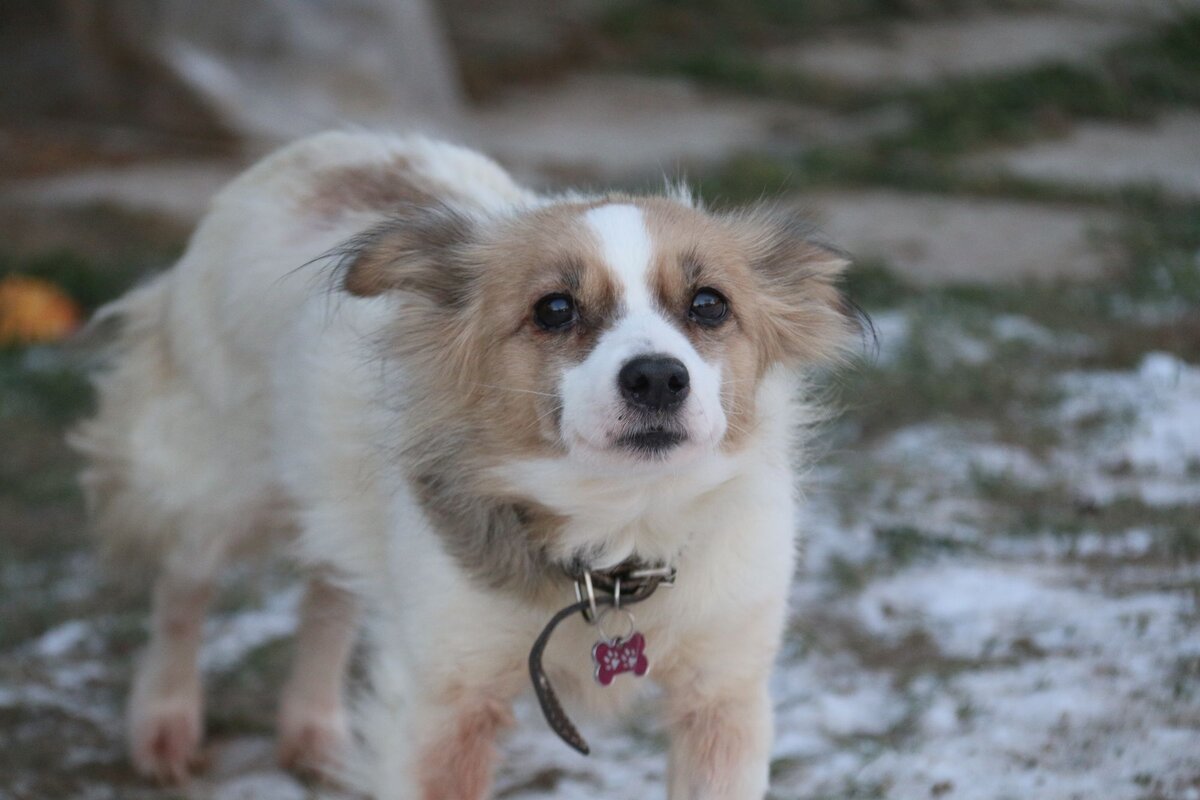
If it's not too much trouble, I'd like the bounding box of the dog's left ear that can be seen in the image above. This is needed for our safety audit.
[733,206,863,367]
[338,203,476,306]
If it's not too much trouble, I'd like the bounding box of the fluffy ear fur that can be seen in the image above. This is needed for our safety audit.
[731,206,864,367]
[339,203,477,305]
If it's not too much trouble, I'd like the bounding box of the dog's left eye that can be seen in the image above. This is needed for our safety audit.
[533,293,577,331]
[689,288,729,326]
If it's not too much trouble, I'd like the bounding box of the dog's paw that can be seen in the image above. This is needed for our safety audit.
[129,697,204,784]
[278,698,349,780]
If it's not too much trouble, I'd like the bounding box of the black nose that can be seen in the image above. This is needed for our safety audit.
[618,355,690,411]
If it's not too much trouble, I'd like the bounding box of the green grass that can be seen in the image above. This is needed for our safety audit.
[889,9,1200,157]
[688,12,1200,212]
[699,143,1193,207]
[207,638,293,736]
[625,9,1200,143]
[453,0,965,100]
[821,529,980,597]
[601,0,937,54]
[875,524,974,565]
[0,351,94,427]
[971,474,1200,558]
[645,51,867,110]
[838,302,1066,442]
[593,0,1097,113]
[1117,196,1200,304]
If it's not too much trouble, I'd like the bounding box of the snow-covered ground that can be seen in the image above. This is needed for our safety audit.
[2,306,1197,800]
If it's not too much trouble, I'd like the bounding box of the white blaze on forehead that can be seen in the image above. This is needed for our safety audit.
[584,204,653,310]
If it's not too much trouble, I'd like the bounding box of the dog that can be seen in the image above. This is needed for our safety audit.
[72,131,860,798]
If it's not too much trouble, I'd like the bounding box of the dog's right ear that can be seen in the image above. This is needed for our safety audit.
[338,204,476,306]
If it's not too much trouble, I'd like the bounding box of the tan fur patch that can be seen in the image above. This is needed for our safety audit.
[339,205,475,300]
[302,156,437,223]
[668,695,765,796]
[417,696,513,800]
[453,203,626,458]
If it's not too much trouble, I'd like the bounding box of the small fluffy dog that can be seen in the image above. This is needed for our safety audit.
[73,132,859,798]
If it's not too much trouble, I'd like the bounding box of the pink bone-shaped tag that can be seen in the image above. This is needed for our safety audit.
[592,632,649,686]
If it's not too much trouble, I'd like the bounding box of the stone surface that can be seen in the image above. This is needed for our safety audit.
[964,111,1200,198]
[3,160,243,223]
[1,0,462,144]
[472,74,862,181]
[153,0,464,141]
[805,190,1116,284]
[1059,0,1200,20]
[3,74,877,228]
[769,12,1135,88]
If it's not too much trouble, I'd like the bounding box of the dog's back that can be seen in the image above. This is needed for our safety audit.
[72,131,529,569]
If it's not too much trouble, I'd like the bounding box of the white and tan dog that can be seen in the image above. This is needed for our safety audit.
[73,131,860,798]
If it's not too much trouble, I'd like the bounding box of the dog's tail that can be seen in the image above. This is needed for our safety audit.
[68,273,181,568]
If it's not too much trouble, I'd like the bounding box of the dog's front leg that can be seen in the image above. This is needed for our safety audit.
[277,575,359,776]
[129,570,215,783]
[664,680,773,800]
[660,603,784,800]
[410,687,515,800]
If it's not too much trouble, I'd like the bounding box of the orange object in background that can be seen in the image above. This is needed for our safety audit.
[0,275,83,345]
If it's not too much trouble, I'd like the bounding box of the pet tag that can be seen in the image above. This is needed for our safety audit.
[591,609,649,685]
[592,633,649,685]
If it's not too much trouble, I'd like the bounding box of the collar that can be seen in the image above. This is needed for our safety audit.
[564,559,676,622]
[529,558,676,755]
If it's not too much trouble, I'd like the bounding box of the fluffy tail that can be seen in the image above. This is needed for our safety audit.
[68,274,179,567]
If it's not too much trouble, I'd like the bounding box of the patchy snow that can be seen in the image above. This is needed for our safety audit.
[1056,352,1200,506]
[992,314,1093,355]
[33,619,94,658]
[862,660,1200,799]
[209,773,308,800]
[877,423,1049,488]
[856,561,1190,660]
[200,585,301,672]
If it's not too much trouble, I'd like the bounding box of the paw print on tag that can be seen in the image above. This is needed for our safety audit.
[592,633,649,686]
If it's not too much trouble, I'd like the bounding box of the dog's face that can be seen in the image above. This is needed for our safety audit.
[342,195,856,470]
[554,202,727,462]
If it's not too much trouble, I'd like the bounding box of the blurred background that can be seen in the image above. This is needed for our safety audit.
[2,1,1199,798]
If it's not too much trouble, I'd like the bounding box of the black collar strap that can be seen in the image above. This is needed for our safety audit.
[528,561,675,754]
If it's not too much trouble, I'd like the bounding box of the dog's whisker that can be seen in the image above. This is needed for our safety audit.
[723,418,751,436]
[473,383,559,398]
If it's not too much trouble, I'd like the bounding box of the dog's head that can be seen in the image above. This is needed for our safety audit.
[340,195,858,470]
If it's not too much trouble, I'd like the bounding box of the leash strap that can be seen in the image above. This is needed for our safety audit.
[528,598,597,755]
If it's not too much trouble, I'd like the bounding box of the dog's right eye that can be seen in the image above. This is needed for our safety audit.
[533,293,577,331]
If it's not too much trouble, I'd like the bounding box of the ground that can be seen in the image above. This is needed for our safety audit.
[2,1,1199,798]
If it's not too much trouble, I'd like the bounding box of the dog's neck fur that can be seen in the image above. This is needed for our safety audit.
[398,368,796,604]
[404,440,732,604]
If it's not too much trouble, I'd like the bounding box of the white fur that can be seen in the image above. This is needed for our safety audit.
[76,132,814,799]
[585,204,654,308]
